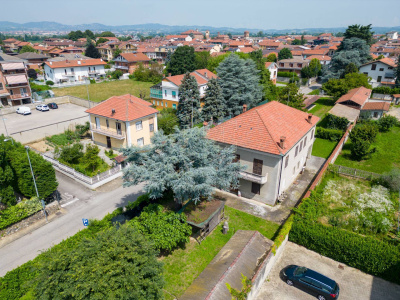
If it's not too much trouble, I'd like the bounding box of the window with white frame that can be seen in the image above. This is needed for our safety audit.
[136,120,143,131]
[149,123,154,132]
[137,137,144,146]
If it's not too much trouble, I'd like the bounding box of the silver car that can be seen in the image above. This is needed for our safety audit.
[36,104,49,112]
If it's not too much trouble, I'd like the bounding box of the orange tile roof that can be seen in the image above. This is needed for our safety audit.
[336,87,371,106]
[258,40,282,47]
[45,59,106,68]
[362,102,390,111]
[165,69,216,86]
[206,101,319,155]
[120,52,150,62]
[303,49,329,55]
[85,94,158,122]
[307,55,331,61]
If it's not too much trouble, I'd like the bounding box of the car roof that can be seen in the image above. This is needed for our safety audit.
[305,269,336,289]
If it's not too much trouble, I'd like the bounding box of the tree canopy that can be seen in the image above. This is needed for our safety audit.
[176,73,201,128]
[322,72,372,100]
[85,43,101,59]
[122,127,241,205]
[195,51,211,69]
[165,45,196,76]
[157,108,179,135]
[265,53,277,62]
[301,58,322,78]
[34,224,164,300]
[278,83,305,110]
[217,54,262,116]
[19,45,36,53]
[343,24,374,46]
[278,48,293,60]
[201,78,225,122]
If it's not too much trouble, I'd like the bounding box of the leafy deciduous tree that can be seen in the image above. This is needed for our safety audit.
[19,45,36,53]
[265,53,277,62]
[278,48,293,60]
[166,45,196,76]
[195,51,211,69]
[278,83,305,110]
[85,43,101,59]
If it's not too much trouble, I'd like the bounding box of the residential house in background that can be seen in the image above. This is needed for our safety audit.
[44,58,106,84]
[15,52,49,70]
[386,31,398,40]
[0,53,32,106]
[150,69,217,110]
[206,101,319,206]
[359,58,397,87]
[86,94,159,150]
[181,29,204,40]
[278,58,310,75]
[306,55,331,65]
[265,62,278,84]
[114,53,151,74]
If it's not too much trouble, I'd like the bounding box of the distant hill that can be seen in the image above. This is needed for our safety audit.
[0,21,399,35]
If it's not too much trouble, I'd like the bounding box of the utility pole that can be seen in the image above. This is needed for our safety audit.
[86,78,90,108]
[25,146,47,222]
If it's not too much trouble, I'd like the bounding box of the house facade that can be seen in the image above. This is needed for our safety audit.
[359,58,397,87]
[114,53,151,74]
[150,69,217,110]
[278,58,310,75]
[0,54,32,106]
[265,62,278,84]
[85,94,159,150]
[206,101,319,206]
[44,59,106,84]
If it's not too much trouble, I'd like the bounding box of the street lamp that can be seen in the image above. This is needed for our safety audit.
[25,146,47,222]
[4,137,14,145]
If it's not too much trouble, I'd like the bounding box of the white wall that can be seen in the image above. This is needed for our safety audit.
[359,61,395,85]
[45,64,106,83]
[161,81,207,101]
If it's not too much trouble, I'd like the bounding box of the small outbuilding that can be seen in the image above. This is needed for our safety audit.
[328,104,360,123]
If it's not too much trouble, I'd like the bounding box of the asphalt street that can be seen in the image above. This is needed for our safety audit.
[0,172,144,276]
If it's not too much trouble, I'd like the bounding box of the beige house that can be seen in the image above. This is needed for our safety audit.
[85,94,159,150]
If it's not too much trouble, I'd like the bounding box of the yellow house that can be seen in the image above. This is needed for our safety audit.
[85,94,159,150]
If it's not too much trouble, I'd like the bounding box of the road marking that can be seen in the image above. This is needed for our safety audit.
[61,198,80,208]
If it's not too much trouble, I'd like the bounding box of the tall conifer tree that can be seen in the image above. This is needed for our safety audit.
[201,78,225,122]
[176,73,201,128]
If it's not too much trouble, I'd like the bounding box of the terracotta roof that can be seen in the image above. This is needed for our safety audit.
[307,55,331,61]
[119,52,150,62]
[194,69,218,80]
[362,102,390,111]
[303,95,321,108]
[393,94,400,97]
[45,59,106,69]
[114,155,127,163]
[258,40,282,47]
[165,69,216,87]
[336,87,371,107]
[206,101,319,156]
[85,94,158,122]
[303,49,329,56]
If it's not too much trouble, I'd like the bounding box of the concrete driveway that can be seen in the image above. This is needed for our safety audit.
[387,106,400,121]
[255,242,400,300]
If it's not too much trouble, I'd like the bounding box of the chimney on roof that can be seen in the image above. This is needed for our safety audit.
[242,104,247,113]
[168,73,171,77]
[307,113,312,124]
[279,136,286,149]
[204,72,208,78]
[112,109,116,115]
[66,59,69,63]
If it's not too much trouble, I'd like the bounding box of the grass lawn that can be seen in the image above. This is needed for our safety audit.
[53,80,154,102]
[309,97,334,120]
[312,138,338,159]
[161,206,280,300]
[335,126,400,173]
[276,81,288,85]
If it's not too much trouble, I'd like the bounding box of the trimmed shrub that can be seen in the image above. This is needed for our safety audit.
[325,113,349,130]
[277,71,299,79]
[45,80,54,86]
[125,193,150,211]
[372,87,400,95]
[0,198,42,230]
[316,127,343,141]
[377,115,399,132]
[272,215,293,254]
[290,218,400,284]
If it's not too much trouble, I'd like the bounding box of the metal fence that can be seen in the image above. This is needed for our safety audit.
[329,164,380,180]
[42,155,123,186]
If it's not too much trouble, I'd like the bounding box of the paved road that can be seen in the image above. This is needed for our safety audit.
[255,242,400,300]
[0,172,144,276]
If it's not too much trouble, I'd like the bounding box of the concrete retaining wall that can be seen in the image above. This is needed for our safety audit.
[248,235,289,300]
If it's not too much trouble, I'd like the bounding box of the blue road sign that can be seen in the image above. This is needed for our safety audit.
[82,218,89,226]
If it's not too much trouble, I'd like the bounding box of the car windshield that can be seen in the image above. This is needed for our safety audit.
[294,266,307,276]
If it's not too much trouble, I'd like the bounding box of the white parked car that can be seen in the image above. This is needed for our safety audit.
[36,104,49,112]
[16,106,31,115]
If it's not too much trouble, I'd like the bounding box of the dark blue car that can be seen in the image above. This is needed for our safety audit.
[282,265,340,300]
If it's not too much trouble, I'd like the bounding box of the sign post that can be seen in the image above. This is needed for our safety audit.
[82,218,89,226]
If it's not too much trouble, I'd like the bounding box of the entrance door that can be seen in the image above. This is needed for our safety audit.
[106,136,112,148]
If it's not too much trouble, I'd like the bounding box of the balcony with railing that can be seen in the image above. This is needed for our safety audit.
[91,127,126,140]
[114,65,129,70]
[239,170,268,184]
[10,93,30,100]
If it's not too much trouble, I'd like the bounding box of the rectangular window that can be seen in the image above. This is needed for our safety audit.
[377,76,382,82]
[297,63,302,68]
[106,119,109,129]
[295,146,299,157]
[311,129,314,139]
[116,122,122,135]
[165,102,168,107]
[161,101,164,107]
[149,123,154,132]
[157,101,159,105]
[137,137,144,146]
[304,136,307,147]
[164,90,167,97]
[280,63,284,67]
[253,159,263,175]
[285,155,289,168]
[289,63,294,67]
[379,68,384,71]
[172,104,177,109]
[299,141,303,152]
[371,64,377,70]
[363,72,368,76]
[374,112,378,118]
[153,100,155,104]
[251,182,261,195]
[0,83,3,90]
[233,154,240,163]
[136,120,143,131]
[172,91,176,98]
[95,117,100,129]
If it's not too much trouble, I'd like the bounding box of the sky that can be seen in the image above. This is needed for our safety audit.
[2,0,400,30]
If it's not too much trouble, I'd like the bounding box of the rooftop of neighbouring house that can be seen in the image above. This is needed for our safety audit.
[164,69,217,87]
[336,86,372,107]
[44,58,106,68]
[206,101,319,156]
[85,94,158,122]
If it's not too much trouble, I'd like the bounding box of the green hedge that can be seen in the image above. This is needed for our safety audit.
[290,219,400,284]
[372,87,400,95]
[272,215,293,254]
[277,71,299,79]
[315,127,343,141]
[0,199,42,231]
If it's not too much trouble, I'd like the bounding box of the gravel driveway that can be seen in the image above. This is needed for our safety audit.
[255,242,400,300]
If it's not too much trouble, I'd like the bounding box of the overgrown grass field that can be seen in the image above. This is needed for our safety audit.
[309,97,334,120]
[161,206,280,300]
[311,138,338,159]
[53,80,154,102]
[335,126,400,173]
